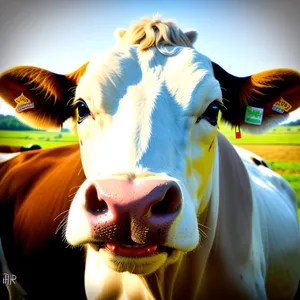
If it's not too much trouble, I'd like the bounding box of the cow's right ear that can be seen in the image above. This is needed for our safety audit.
[212,62,300,132]
[114,28,127,42]
[0,62,88,130]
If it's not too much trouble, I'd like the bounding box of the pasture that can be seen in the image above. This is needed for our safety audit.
[1,125,299,148]
[220,124,300,145]
[0,130,78,148]
[0,126,300,217]
[221,125,300,217]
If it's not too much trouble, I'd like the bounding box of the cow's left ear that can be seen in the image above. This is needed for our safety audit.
[213,62,300,132]
[0,62,88,130]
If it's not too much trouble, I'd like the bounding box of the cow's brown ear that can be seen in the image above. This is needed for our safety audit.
[0,62,88,130]
[213,62,300,132]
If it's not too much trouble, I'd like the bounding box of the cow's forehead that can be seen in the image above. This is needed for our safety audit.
[76,45,221,114]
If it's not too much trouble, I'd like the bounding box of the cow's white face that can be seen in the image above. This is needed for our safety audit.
[66,45,222,274]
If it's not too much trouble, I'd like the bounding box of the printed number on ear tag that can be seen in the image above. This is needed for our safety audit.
[244,106,264,125]
[272,98,292,114]
[14,93,34,113]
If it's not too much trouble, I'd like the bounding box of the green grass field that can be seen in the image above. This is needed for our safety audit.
[268,162,300,173]
[223,126,300,219]
[0,125,299,148]
[0,130,78,148]
[220,125,300,145]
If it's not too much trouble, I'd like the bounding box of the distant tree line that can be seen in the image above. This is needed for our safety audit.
[0,114,71,132]
[0,114,38,131]
[282,119,300,126]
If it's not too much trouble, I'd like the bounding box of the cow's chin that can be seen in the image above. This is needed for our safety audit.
[93,244,181,275]
[99,249,167,275]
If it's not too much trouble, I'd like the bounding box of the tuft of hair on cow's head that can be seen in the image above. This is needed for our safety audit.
[0,62,89,130]
[115,14,197,52]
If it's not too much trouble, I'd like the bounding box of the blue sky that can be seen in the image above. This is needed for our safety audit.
[0,0,299,120]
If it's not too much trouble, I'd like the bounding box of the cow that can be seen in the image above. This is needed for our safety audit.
[0,15,300,300]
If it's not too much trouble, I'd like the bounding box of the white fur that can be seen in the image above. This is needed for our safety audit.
[0,152,20,162]
[238,151,300,299]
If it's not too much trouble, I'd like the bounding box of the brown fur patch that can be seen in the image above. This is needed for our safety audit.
[0,144,86,298]
[240,69,300,111]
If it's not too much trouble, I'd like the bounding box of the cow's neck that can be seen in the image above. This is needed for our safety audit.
[140,135,254,300]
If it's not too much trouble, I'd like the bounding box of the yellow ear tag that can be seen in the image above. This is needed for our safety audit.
[14,93,34,113]
[272,97,292,114]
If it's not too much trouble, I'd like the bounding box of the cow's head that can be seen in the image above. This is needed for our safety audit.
[1,16,299,276]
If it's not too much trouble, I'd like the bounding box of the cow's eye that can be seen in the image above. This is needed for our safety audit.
[196,100,221,126]
[76,101,91,123]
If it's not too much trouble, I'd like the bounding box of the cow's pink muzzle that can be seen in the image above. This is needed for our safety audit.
[82,178,182,256]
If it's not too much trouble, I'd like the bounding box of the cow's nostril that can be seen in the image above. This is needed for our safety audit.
[85,184,108,215]
[151,185,181,215]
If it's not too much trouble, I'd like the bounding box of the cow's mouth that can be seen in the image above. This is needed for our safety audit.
[88,241,180,275]
[105,243,158,257]
[90,242,173,258]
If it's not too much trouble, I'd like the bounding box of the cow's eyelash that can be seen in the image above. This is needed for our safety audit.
[72,98,86,107]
